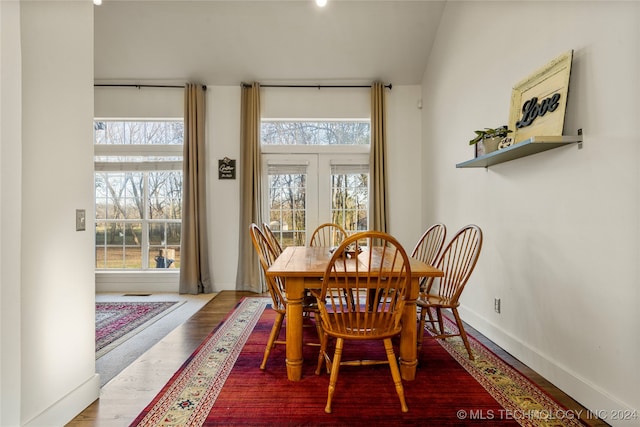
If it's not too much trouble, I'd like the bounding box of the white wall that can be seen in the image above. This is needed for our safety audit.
[95,85,424,292]
[421,1,639,424]
[207,86,242,289]
[385,85,424,247]
[1,2,23,425]
[16,1,98,426]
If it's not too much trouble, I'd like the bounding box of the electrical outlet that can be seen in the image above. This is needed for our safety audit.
[494,298,501,313]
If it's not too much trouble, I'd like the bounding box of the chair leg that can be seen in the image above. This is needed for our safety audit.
[452,308,474,361]
[436,307,445,335]
[325,337,343,414]
[315,331,329,375]
[417,307,427,350]
[384,338,409,412]
[426,304,436,329]
[260,312,284,370]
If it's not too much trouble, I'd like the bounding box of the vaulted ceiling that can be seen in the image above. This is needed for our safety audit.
[94,0,446,86]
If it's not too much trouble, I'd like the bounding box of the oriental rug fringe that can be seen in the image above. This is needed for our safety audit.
[131,298,586,426]
[96,301,182,359]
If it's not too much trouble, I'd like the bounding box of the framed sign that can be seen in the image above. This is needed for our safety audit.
[508,50,573,144]
[218,157,236,179]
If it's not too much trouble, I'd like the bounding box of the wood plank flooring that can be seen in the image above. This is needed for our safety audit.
[67,290,608,426]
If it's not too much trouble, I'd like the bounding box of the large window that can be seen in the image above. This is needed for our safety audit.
[94,120,183,270]
[261,120,370,247]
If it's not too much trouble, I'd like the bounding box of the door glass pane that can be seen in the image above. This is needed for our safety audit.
[268,171,307,247]
[331,168,369,234]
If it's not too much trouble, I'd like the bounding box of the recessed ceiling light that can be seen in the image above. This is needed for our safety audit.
[316,0,327,7]
[93,0,102,5]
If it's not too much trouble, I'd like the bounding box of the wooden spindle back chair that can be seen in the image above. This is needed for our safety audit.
[417,224,483,360]
[411,223,447,284]
[411,223,447,329]
[309,223,347,248]
[249,223,323,370]
[312,231,411,413]
[262,222,283,256]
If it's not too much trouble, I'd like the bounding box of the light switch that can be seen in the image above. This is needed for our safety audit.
[76,209,86,231]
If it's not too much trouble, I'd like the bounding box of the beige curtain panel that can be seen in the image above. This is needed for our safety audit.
[236,82,265,292]
[371,81,389,233]
[179,83,212,294]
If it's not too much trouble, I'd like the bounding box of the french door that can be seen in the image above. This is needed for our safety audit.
[262,152,369,248]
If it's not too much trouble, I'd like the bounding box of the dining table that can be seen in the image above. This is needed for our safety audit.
[266,245,444,382]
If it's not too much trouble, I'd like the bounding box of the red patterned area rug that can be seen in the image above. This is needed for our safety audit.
[130,298,586,426]
[96,301,181,359]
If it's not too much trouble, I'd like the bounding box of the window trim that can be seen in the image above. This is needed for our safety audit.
[94,119,184,272]
[94,144,183,156]
[262,152,370,245]
[261,144,369,155]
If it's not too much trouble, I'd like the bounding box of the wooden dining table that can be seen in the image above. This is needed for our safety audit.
[266,245,444,382]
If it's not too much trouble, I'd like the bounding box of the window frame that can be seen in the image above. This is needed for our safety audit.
[94,119,183,272]
[261,120,371,246]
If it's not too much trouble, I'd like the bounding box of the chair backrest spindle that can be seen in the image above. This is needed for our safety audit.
[436,225,482,302]
[310,223,348,248]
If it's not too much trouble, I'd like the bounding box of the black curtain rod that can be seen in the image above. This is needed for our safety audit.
[94,84,207,90]
[242,83,392,90]
[95,83,388,90]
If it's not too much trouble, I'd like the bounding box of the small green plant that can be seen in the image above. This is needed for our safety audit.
[469,125,512,145]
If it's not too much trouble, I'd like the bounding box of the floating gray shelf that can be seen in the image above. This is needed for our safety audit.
[456,134,583,168]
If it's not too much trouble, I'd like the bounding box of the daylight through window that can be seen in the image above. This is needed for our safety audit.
[261,120,370,247]
[94,120,183,270]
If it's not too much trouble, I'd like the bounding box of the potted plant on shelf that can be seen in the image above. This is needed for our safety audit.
[469,125,512,156]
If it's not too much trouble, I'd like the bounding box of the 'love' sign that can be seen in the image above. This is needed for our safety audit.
[508,50,573,143]
[515,93,561,128]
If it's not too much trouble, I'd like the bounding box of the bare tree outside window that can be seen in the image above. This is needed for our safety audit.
[262,121,370,145]
[94,120,183,270]
[262,121,370,248]
[268,173,307,247]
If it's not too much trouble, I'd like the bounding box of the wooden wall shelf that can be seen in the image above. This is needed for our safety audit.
[456,133,583,168]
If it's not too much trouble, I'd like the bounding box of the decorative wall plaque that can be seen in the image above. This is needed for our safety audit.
[508,50,573,144]
[218,157,236,179]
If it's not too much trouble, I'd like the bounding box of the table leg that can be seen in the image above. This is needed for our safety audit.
[399,279,418,380]
[285,278,305,381]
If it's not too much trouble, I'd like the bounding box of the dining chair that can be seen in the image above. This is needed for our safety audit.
[411,223,446,271]
[416,224,483,360]
[411,223,446,329]
[312,231,412,413]
[309,223,350,311]
[262,222,283,256]
[249,223,324,370]
[309,223,347,247]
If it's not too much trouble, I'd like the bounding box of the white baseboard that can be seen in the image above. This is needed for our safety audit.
[23,374,100,427]
[96,272,239,293]
[458,306,638,427]
[96,271,179,293]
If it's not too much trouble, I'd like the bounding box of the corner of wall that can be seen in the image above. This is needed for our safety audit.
[23,375,100,427]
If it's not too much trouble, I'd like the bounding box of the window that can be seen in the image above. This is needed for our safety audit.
[261,120,370,247]
[262,121,370,146]
[266,162,308,247]
[94,120,183,270]
[330,163,369,232]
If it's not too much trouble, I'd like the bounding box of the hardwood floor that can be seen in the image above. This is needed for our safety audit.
[68,290,608,426]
